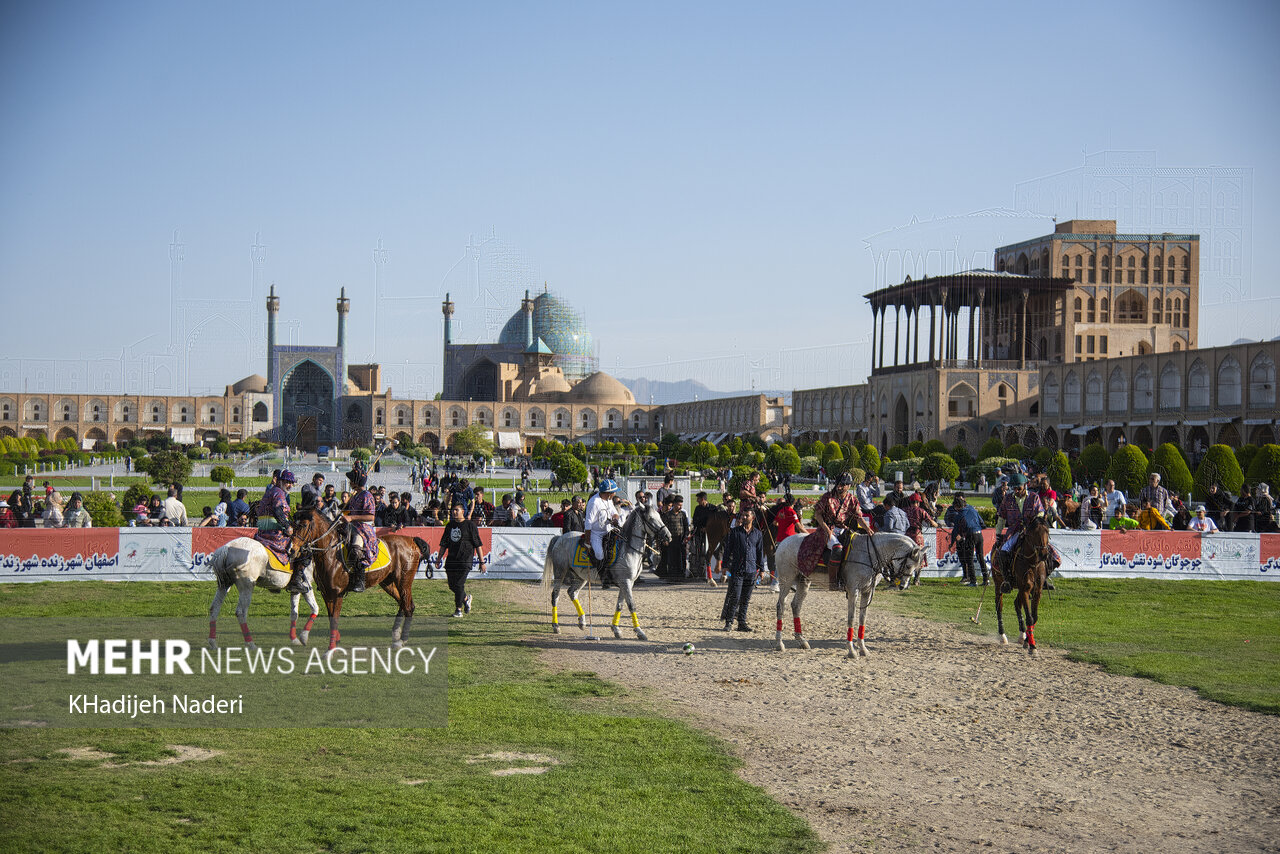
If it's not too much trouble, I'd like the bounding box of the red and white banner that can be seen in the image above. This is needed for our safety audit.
[2,528,1278,583]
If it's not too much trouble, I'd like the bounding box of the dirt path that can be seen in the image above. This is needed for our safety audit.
[508,580,1280,853]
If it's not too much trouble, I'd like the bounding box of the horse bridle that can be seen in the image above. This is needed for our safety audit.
[291,513,345,561]
[622,505,671,554]
[862,531,916,583]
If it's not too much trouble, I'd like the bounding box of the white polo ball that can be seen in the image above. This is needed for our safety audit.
[682,642,695,655]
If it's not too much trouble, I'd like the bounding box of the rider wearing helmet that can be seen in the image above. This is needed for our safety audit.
[585,478,621,578]
[342,460,376,593]
[812,472,868,591]
[255,469,307,593]
[993,472,1059,591]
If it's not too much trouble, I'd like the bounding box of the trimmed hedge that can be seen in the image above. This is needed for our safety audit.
[977,437,1004,460]
[1105,445,1150,497]
[1194,444,1245,500]
[1245,444,1280,494]
[1148,443,1194,497]
[1047,451,1072,494]
[919,452,960,483]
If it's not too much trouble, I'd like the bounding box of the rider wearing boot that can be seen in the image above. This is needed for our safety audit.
[255,470,308,594]
[585,479,621,585]
[342,461,376,593]
[994,473,1051,593]
[812,473,868,591]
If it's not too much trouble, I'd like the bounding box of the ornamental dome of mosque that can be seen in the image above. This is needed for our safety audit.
[498,290,597,380]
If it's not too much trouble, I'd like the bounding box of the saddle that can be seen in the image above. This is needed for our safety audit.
[340,540,393,575]
[572,531,619,571]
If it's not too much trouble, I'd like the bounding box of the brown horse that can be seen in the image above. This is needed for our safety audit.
[991,516,1050,657]
[701,505,777,584]
[288,508,431,651]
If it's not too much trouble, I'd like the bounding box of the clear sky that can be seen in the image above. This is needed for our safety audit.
[2,0,1278,395]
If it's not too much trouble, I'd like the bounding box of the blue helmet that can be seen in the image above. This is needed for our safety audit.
[279,469,297,485]
[598,478,618,494]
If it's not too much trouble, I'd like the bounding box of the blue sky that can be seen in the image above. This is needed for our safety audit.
[2,0,1278,395]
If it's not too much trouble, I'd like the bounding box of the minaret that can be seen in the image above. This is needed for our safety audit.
[442,292,455,398]
[266,284,280,391]
[336,287,350,352]
[521,289,535,349]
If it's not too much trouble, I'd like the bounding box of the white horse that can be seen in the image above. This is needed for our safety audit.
[542,502,672,640]
[773,531,928,659]
[206,537,319,651]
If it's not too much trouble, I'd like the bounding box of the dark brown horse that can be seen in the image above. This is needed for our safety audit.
[700,505,777,584]
[288,508,430,651]
[991,515,1050,657]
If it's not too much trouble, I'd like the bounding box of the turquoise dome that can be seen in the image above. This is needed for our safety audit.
[498,291,597,379]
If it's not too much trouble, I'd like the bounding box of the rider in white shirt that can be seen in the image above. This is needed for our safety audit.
[585,479,621,568]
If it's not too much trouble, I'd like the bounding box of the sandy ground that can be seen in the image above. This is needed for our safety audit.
[507,579,1280,854]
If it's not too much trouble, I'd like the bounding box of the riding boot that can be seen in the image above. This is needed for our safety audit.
[825,549,841,592]
[284,566,310,595]
[1044,556,1059,590]
[349,563,367,593]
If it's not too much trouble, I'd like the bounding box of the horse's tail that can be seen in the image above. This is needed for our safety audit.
[412,536,432,563]
[208,543,238,590]
[541,534,561,590]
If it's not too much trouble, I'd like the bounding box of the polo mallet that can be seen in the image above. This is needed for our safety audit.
[971,578,988,624]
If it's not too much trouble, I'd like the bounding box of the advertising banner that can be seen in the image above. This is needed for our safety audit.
[488,529,558,580]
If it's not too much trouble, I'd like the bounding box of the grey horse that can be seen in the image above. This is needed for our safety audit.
[773,531,928,659]
[542,502,672,640]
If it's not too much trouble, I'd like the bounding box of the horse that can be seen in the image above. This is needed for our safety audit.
[206,536,319,651]
[542,501,672,640]
[773,531,928,659]
[287,508,431,651]
[702,505,777,584]
[991,516,1050,656]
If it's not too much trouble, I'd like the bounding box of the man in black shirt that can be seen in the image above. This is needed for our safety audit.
[561,495,585,533]
[438,504,485,617]
[300,473,325,510]
[719,508,765,632]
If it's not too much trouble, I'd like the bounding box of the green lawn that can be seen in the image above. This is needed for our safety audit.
[879,578,1280,715]
[0,581,820,854]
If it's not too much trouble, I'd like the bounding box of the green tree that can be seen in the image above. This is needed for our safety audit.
[1147,443,1194,497]
[145,450,193,486]
[886,444,910,461]
[1245,444,1280,494]
[1079,443,1111,486]
[949,444,973,469]
[978,437,1004,460]
[859,444,881,476]
[82,493,125,527]
[1032,447,1053,469]
[624,443,638,457]
[821,442,843,465]
[1047,451,1072,494]
[774,446,802,476]
[1105,445,1150,497]
[907,440,924,456]
[809,440,826,461]
[658,432,681,457]
[351,447,371,462]
[532,439,549,458]
[1194,444,1244,500]
[919,452,960,483]
[922,439,947,456]
[1005,443,1029,460]
[450,424,494,458]
[186,446,210,460]
[122,483,155,512]
[1235,445,1260,475]
[728,466,770,496]
[211,438,231,456]
[209,465,235,485]
[552,453,589,489]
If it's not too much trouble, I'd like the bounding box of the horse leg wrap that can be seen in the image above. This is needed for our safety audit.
[208,620,217,641]
[289,620,298,641]
[573,599,585,617]
[776,618,783,632]
[303,614,316,632]
[846,627,855,643]
[551,605,559,625]
[1026,625,1035,647]
[612,610,622,627]
[857,625,866,640]
[794,617,803,635]
[630,612,640,628]
[239,622,252,643]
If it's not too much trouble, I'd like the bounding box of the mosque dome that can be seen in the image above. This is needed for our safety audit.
[498,290,598,380]
[230,374,269,394]
[568,371,635,405]
[528,372,572,399]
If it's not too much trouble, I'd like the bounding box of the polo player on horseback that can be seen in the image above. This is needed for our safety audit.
[994,473,1060,592]
[341,460,375,593]
[812,473,869,591]
[254,469,308,594]
[585,478,622,582]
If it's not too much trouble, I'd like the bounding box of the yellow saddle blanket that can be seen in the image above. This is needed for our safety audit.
[572,536,617,570]
[264,548,290,574]
[342,540,393,574]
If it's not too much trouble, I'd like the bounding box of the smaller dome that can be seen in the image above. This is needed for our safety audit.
[230,374,268,394]
[529,372,572,400]
[568,372,634,405]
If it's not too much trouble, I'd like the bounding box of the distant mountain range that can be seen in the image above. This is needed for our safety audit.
[618,377,791,406]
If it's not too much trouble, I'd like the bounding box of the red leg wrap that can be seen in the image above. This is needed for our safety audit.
[304,614,316,632]
[846,627,855,642]
[289,620,298,640]
[208,620,216,640]
[239,622,252,643]
[857,625,866,640]
[793,617,803,634]
[775,618,783,632]
[1026,625,1035,647]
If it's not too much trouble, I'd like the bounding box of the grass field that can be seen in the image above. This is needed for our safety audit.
[0,581,820,854]
[877,578,1280,715]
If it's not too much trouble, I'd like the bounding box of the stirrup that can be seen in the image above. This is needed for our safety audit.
[285,569,310,595]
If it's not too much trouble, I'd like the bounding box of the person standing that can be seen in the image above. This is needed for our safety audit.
[1138,473,1172,519]
[162,487,188,526]
[1188,505,1219,533]
[300,472,325,510]
[944,493,987,586]
[63,492,93,528]
[1102,479,1127,525]
[438,503,484,617]
[562,495,586,533]
[660,494,690,581]
[719,507,765,632]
